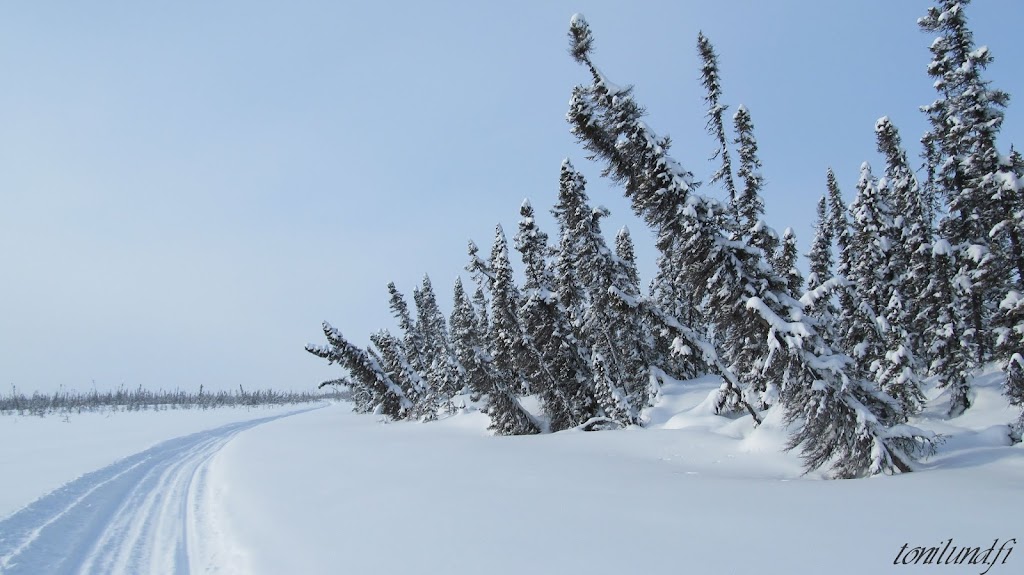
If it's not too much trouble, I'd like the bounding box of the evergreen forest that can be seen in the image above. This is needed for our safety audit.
[307,1,1024,479]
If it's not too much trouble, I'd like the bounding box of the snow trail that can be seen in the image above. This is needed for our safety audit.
[0,407,317,574]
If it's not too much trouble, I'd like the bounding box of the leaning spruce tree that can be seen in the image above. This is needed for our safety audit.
[300,8,1024,476]
[306,323,412,418]
[567,13,936,477]
[568,15,742,415]
[481,225,541,435]
[368,329,427,416]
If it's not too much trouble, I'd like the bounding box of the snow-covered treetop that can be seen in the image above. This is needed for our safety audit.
[568,13,593,64]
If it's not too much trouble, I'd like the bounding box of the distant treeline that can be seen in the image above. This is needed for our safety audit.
[0,384,347,416]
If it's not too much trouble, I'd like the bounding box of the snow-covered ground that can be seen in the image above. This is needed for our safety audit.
[1,376,1021,574]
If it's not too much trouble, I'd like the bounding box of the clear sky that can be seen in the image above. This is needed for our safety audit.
[1,1,1021,393]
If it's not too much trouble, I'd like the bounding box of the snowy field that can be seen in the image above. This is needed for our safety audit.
[1,376,1021,574]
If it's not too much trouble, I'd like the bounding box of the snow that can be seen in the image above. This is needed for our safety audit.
[995,166,1022,192]
[1001,290,1023,310]
[799,275,847,307]
[745,296,812,340]
[0,405,310,519]
[969,46,990,61]
[1,376,1021,574]
[966,243,988,263]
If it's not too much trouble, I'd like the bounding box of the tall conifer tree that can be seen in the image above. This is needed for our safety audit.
[697,32,738,212]
[483,225,541,435]
[516,199,594,430]
[920,0,1017,376]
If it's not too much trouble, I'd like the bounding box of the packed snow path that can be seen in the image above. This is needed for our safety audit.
[0,408,316,575]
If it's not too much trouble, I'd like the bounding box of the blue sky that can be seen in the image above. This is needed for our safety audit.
[1,1,1021,393]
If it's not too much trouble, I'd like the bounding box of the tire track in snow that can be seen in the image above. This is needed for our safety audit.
[0,407,318,574]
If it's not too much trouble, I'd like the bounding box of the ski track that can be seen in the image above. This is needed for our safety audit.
[0,407,318,575]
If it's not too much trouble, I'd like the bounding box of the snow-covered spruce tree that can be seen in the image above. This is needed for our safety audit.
[1002,289,1024,440]
[368,329,428,417]
[922,238,973,415]
[697,32,738,212]
[413,275,462,408]
[479,225,540,435]
[998,148,1024,434]
[566,21,704,383]
[387,282,428,378]
[725,104,792,408]
[550,159,627,423]
[846,167,891,342]
[551,160,590,330]
[1003,147,1024,283]
[515,198,594,431]
[827,168,856,349]
[590,352,635,429]
[733,105,778,257]
[920,0,1019,370]
[719,105,788,409]
[449,277,490,401]
[803,194,840,346]
[998,148,1024,438]
[875,117,935,364]
[874,292,928,420]
[837,164,890,372]
[615,226,663,410]
[466,239,493,339]
[806,196,833,292]
[867,120,930,417]
[568,15,757,418]
[306,322,412,418]
[838,163,925,418]
[774,227,804,298]
[574,196,645,426]
[472,284,489,338]
[566,14,937,476]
